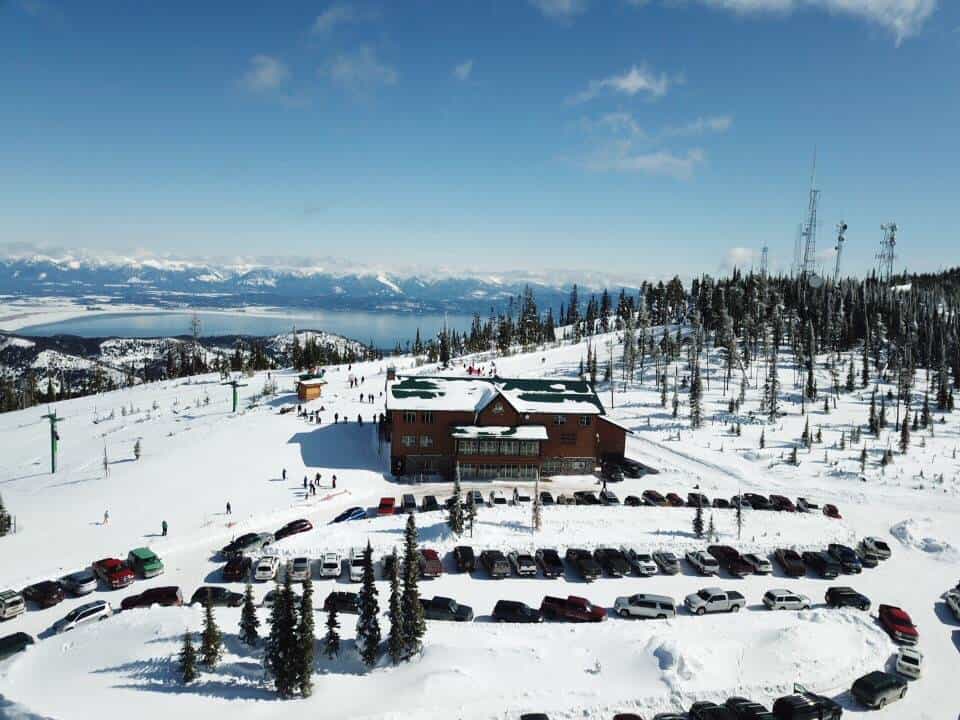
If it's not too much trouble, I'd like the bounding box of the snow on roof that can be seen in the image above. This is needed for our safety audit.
[298,378,327,387]
[450,425,548,440]
[597,415,635,434]
[386,375,605,415]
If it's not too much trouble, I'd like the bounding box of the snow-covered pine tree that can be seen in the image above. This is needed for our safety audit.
[356,541,381,668]
[465,491,476,537]
[735,496,743,540]
[706,514,717,543]
[296,579,315,697]
[400,514,426,659]
[532,475,542,532]
[900,411,911,454]
[264,575,298,697]
[759,429,765,449]
[200,597,223,668]
[693,502,704,539]
[879,397,888,429]
[921,392,931,428]
[178,631,198,684]
[239,582,259,646]
[447,466,464,535]
[324,603,340,659]
[133,438,141,460]
[0,493,11,536]
[868,391,878,434]
[860,445,867,472]
[766,348,780,422]
[689,361,703,429]
[386,548,404,665]
[846,356,856,392]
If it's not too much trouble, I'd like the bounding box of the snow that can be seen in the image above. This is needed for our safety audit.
[375,274,403,294]
[0,324,957,719]
[450,425,548,440]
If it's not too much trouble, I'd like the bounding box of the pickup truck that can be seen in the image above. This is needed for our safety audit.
[540,595,606,622]
[420,596,474,622]
[92,558,135,589]
[480,550,510,579]
[684,587,746,615]
[685,550,720,576]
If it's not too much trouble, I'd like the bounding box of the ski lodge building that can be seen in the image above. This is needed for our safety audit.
[385,375,631,480]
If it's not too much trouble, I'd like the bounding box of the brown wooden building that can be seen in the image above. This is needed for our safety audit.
[386,375,630,481]
[296,376,327,402]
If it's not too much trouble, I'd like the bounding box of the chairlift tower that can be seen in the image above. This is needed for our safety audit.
[833,221,847,285]
[800,151,820,282]
[877,223,897,281]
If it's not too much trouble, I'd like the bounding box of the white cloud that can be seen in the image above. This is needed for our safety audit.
[241,55,290,92]
[454,59,474,81]
[322,47,398,91]
[529,0,589,20]
[663,114,733,137]
[570,64,674,103]
[722,246,757,271]
[313,2,372,33]
[586,142,706,179]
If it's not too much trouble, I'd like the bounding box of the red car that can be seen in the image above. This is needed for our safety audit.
[222,556,253,582]
[377,497,396,516]
[419,549,443,578]
[540,595,607,622]
[665,493,686,507]
[275,518,313,541]
[823,504,842,519]
[878,604,918,645]
[92,558,135,589]
[121,586,183,611]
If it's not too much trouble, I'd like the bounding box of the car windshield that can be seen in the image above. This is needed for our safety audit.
[697,589,712,600]
[637,554,651,561]
[900,654,919,665]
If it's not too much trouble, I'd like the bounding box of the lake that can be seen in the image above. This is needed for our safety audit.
[17,309,475,349]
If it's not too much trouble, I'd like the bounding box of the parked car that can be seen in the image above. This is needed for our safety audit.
[665,492,685,507]
[642,489,667,506]
[686,550,720,576]
[262,587,300,609]
[824,586,871,611]
[513,488,532,504]
[653,551,680,575]
[348,547,366,582]
[796,497,819,513]
[725,697,774,720]
[601,463,624,483]
[599,488,621,505]
[288,556,312,582]
[222,556,253,582]
[420,495,441,512]
[539,491,555,506]
[944,589,960,620]
[466,490,484,507]
[744,493,772,510]
[53,600,112,633]
[420,596,473,622]
[827,544,862,574]
[0,590,26,620]
[401,494,418,513]
[120,586,182,610]
[687,492,710,508]
[860,536,892,560]
[573,490,599,505]
[377,497,396,516]
[508,551,537,577]
[593,548,630,577]
[822,504,841,519]
[220,532,273,559]
[59,569,98,597]
[126,547,164,578]
[453,545,476,572]
[480,550,510,579]
[619,458,645,477]
[624,495,643,506]
[566,548,602,581]
[540,595,606,622]
[689,701,736,720]
[323,591,359,615]
[707,545,753,578]
[855,547,879,568]
[771,684,842,720]
[319,551,342,578]
[774,549,806,578]
[419,549,443,578]
[768,495,796,512]
[21,581,64,609]
[332,506,367,523]
[801,551,840,579]
[535,548,565,578]
[742,553,773,575]
[895,646,922,679]
[684,587,746,615]
[190,586,244,607]
[851,670,907,709]
[712,497,731,509]
[254,555,280,581]
[614,593,676,620]
[621,547,658,576]
[274,518,313,540]
[92,558,135,589]
[0,632,34,661]
[730,495,752,510]
[763,589,811,611]
[878,604,918,644]
[492,599,542,623]
[489,490,507,506]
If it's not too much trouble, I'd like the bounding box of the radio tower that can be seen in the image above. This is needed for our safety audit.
[833,221,847,284]
[877,223,897,281]
[799,150,820,281]
[760,243,769,279]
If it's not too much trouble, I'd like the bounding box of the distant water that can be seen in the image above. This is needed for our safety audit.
[17,309,475,349]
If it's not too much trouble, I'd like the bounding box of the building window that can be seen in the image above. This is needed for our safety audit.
[460,464,476,480]
[519,441,539,456]
[554,415,566,425]
[403,411,417,424]
[542,458,563,475]
[560,433,576,446]
[402,435,417,448]
[500,439,519,456]
[458,439,478,455]
[491,402,504,415]
[519,465,537,479]
[564,458,592,473]
[420,435,434,448]
[579,416,592,427]
[421,411,435,424]
[479,439,499,455]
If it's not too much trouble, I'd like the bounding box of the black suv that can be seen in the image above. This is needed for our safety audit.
[324,591,359,614]
[492,599,542,623]
[453,545,476,572]
[825,586,870,611]
[771,684,842,720]
[689,701,736,720]
[565,548,602,581]
[827,543,863,574]
[725,697,775,720]
[593,548,630,577]
[801,551,840,579]
[420,495,440,512]
[535,548,565,578]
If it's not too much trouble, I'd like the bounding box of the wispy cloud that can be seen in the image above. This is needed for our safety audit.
[241,55,290,92]
[322,46,398,91]
[662,114,733,137]
[569,64,675,104]
[585,142,706,179]
[529,0,589,20]
[453,59,474,81]
[312,2,375,33]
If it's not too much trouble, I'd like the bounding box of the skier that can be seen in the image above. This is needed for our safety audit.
[357,414,362,425]
[334,412,339,424]
[315,471,321,483]
[332,474,337,489]
[226,501,232,515]
[161,520,168,536]
[303,476,308,490]
[282,468,287,481]
[103,509,109,525]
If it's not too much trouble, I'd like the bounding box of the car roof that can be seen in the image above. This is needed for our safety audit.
[129,547,157,559]
[78,600,107,611]
[631,593,674,603]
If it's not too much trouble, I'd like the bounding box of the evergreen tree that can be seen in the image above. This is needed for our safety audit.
[200,597,223,668]
[264,575,298,697]
[386,548,404,665]
[879,397,888,429]
[921,392,931,428]
[400,514,426,659]
[133,438,141,461]
[356,541,381,668]
[790,446,798,465]
[868,391,878,434]
[532,477,543,532]
[296,580,315,697]
[447,466,464,535]
[759,429,765,449]
[860,445,867,472]
[802,417,810,447]
[766,348,780,421]
[735,495,743,540]
[178,631,198,684]
[324,603,340,659]
[239,582,260,646]
[0,493,11,536]
[689,361,703,429]
[693,502,704,539]
[900,411,911,454]
[845,356,856,392]
[706,514,717,543]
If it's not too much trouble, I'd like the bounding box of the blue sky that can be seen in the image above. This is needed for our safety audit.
[1,0,957,280]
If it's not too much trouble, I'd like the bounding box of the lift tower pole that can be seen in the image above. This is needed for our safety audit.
[41,410,64,474]
[800,151,820,282]
[222,379,248,413]
[833,222,848,285]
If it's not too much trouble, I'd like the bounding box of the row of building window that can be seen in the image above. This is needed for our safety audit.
[541,457,594,475]
[457,439,539,456]
[402,411,434,424]
[459,463,538,480]
[401,435,434,448]
[401,411,591,427]
[555,415,592,426]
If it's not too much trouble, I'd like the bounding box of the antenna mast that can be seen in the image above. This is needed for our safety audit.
[833,221,847,284]
[760,244,769,279]
[877,223,897,281]
[800,150,820,280]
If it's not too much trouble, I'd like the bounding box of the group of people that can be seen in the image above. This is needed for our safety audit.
[299,470,337,497]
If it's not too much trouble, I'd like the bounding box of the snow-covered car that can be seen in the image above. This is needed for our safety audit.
[512,488,531,504]
[347,548,365,582]
[254,555,280,581]
[762,588,811,611]
[53,600,112,633]
[943,589,960,620]
[652,551,680,575]
[685,550,720,576]
[895,646,923,679]
[742,553,772,574]
[614,593,676,620]
[262,587,300,609]
[489,490,507,506]
[599,488,620,505]
[508,551,537,577]
[621,547,658,576]
[59,570,98,597]
[287,557,312,582]
[860,536,892,560]
[319,552,342,579]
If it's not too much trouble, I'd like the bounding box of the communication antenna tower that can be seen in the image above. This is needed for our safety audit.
[877,223,897,281]
[800,150,820,281]
[760,244,769,279]
[833,221,847,284]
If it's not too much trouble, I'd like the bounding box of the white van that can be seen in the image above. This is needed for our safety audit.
[613,593,677,620]
[0,590,25,621]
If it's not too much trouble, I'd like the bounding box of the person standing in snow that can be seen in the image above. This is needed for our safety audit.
[226,501,231,515]
[103,510,109,525]
[282,468,287,481]
[332,475,337,489]
[303,476,308,489]
[334,412,339,424]
[161,520,168,537]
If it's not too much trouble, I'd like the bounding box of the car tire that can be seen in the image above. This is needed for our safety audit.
[657,614,667,620]
[696,607,705,616]
[618,609,630,619]
[878,698,886,709]
[730,605,740,613]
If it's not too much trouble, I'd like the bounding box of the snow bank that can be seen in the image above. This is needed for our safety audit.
[890,517,960,562]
